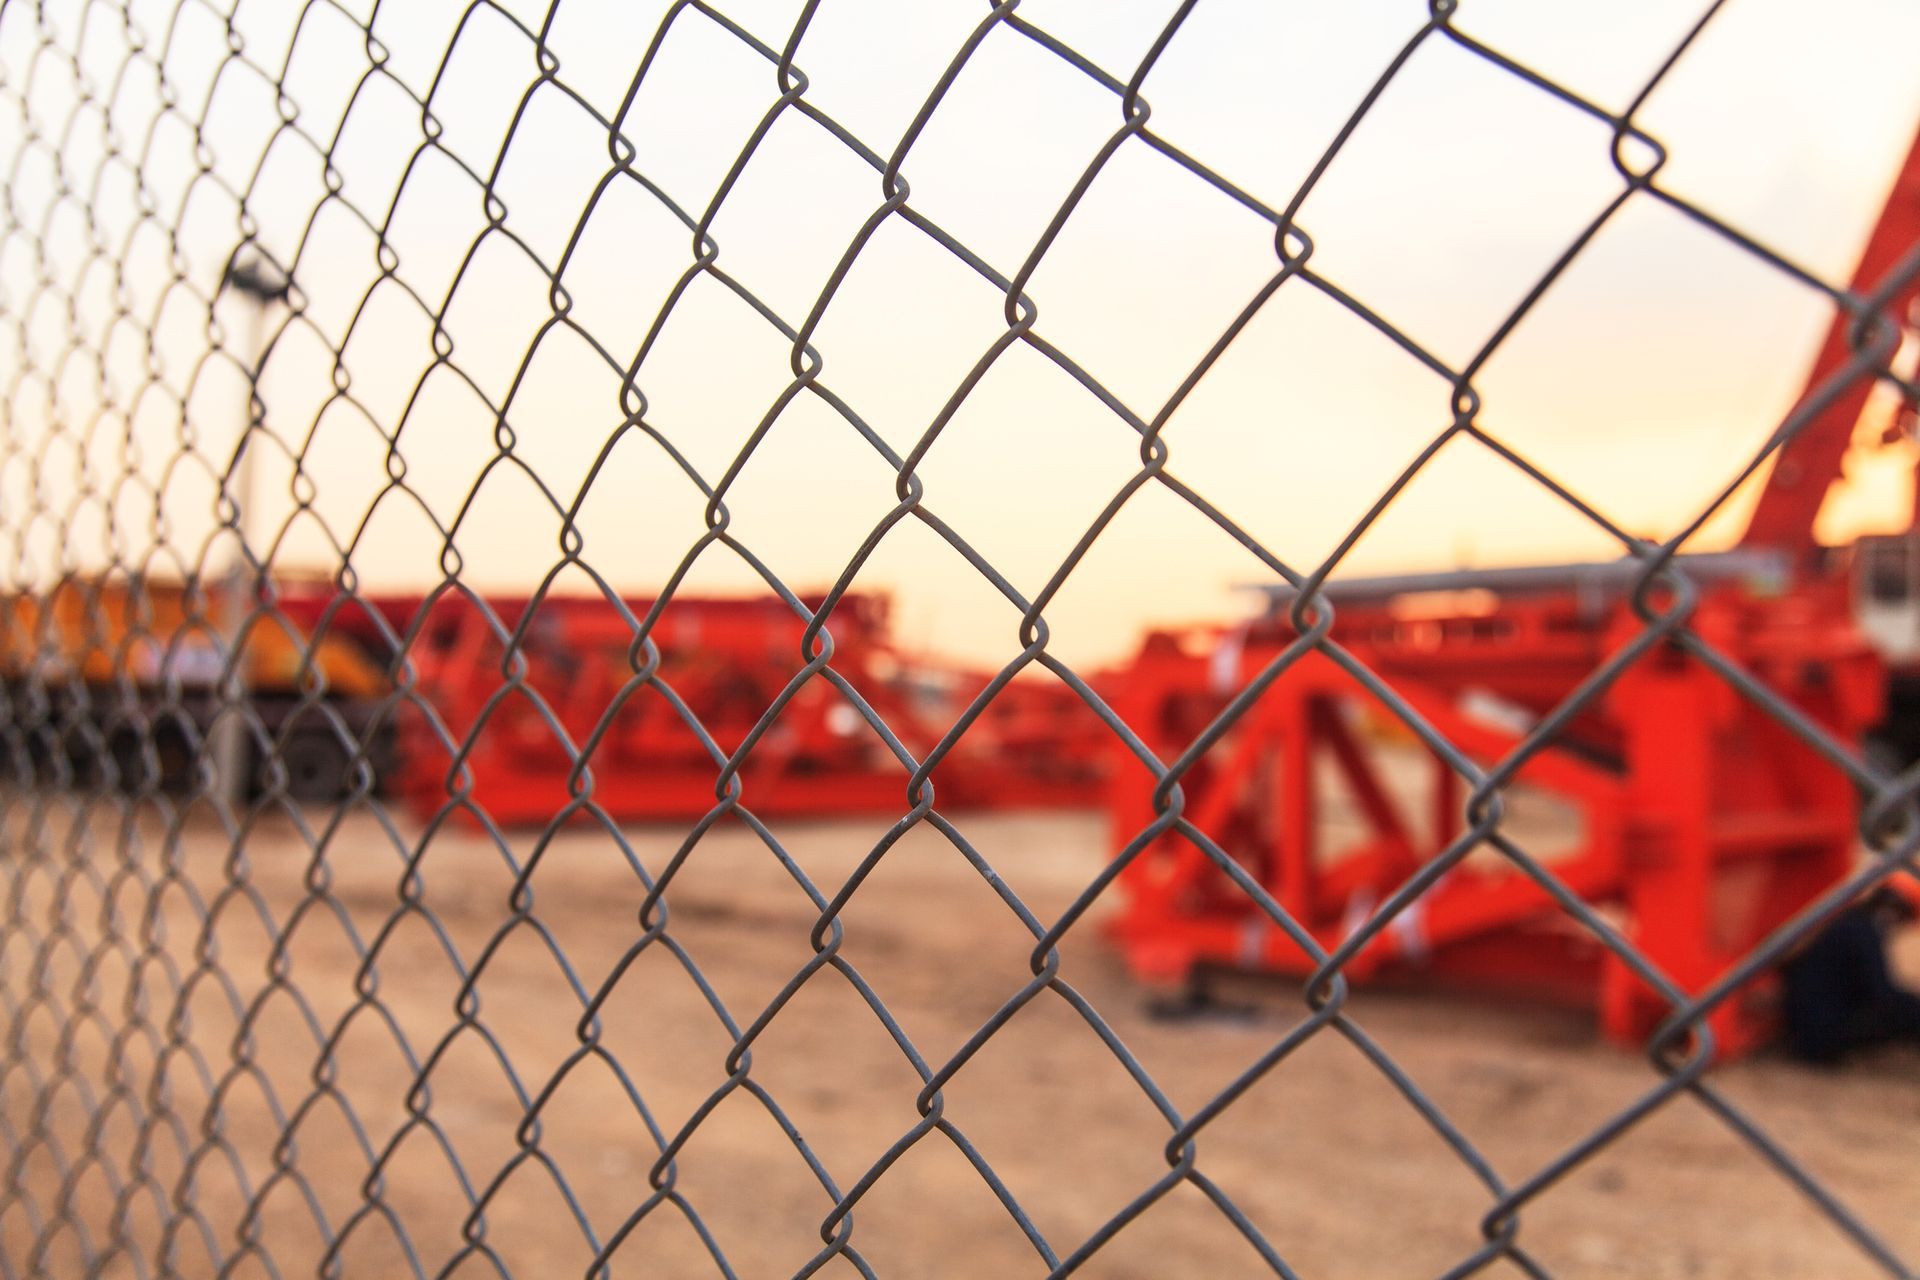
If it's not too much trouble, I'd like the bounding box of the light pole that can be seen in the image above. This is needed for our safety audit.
[210,255,289,809]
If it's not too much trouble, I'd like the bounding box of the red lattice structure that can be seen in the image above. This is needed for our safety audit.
[1108,560,1882,1055]
[333,590,1108,825]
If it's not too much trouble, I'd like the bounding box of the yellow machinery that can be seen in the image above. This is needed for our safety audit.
[1,576,391,800]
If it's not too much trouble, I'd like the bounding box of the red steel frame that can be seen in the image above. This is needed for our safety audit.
[1106,120,1920,1052]
[1108,575,1883,1052]
[353,590,1105,825]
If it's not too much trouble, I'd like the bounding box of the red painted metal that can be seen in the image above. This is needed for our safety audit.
[349,590,1107,825]
[1107,575,1883,1052]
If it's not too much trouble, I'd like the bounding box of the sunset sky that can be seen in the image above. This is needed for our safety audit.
[5,0,1920,666]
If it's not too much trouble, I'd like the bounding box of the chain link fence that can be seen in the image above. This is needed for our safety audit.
[2,0,1919,1276]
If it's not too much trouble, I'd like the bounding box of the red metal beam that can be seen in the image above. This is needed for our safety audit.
[1742,122,1920,553]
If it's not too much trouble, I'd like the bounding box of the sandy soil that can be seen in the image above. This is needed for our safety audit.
[0,803,1915,1280]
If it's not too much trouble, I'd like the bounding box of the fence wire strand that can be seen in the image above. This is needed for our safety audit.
[0,0,1917,1277]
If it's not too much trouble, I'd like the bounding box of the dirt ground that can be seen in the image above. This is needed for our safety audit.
[1,804,1916,1279]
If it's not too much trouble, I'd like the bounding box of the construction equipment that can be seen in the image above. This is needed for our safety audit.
[1106,124,1920,1054]
[1,575,394,800]
[3,576,1110,819]
[379,590,1107,826]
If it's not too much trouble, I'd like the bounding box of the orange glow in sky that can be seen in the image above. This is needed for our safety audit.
[5,0,1920,667]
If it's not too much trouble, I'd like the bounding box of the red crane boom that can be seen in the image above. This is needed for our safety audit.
[1740,123,1920,553]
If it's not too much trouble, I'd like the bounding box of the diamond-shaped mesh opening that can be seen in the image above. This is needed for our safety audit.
[1023,134,1281,419]
[908,341,1148,601]
[437,234,557,413]
[556,170,688,366]
[628,265,803,480]
[819,817,1064,1054]
[1151,277,1459,573]
[806,217,1019,458]
[898,20,1119,276]
[1473,197,1850,549]
[929,988,1184,1250]
[618,6,785,216]
[704,108,885,324]
[1504,1093,1917,1279]
[1293,35,1628,373]
[706,393,909,594]
[1626,0,1920,275]
[489,85,617,273]
[642,1080,855,1277]
[331,73,424,225]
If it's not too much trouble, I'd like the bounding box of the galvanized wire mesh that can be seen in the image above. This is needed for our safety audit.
[0,0,1918,1277]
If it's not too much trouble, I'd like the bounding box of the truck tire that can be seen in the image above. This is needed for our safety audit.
[278,729,351,803]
